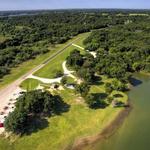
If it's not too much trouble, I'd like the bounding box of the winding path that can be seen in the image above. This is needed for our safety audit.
[72,43,97,58]
[27,61,77,84]
[27,75,62,84]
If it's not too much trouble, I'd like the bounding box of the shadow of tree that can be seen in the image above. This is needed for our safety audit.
[113,101,126,108]
[52,95,70,115]
[91,76,104,86]
[93,93,108,99]
[113,94,123,98]
[129,77,142,87]
[25,116,49,136]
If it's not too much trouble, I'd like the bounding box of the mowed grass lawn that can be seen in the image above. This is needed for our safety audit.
[20,78,41,91]
[0,32,89,89]
[34,46,78,78]
[0,85,127,150]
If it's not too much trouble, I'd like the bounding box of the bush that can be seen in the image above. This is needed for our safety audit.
[75,82,90,97]
[61,76,67,85]
[86,93,107,109]
[105,83,113,94]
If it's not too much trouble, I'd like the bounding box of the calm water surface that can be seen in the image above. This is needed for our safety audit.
[87,74,150,150]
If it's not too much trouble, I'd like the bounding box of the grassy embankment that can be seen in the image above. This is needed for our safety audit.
[0,32,128,150]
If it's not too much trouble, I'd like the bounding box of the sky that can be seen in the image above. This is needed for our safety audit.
[0,0,150,11]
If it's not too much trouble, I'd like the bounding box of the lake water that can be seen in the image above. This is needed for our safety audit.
[86,74,150,150]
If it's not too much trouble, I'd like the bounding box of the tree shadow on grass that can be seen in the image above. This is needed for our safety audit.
[52,95,70,115]
[93,93,108,99]
[91,76,104,86]
[113,101,127,108]
[129,77,142,87]
[113,94,123,98]
[25,116,49,136]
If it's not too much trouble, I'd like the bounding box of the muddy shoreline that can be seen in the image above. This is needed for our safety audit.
[67,102,132,150]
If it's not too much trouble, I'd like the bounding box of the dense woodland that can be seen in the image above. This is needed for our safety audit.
[83,20,150,81]
[0,10,149,78]
[66,17,150,83]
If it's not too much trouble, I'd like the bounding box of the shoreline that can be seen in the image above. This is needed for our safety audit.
[68,102,132,150]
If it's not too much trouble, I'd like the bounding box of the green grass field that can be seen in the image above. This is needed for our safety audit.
[34,46,75,78]
[73,32,90,48]
[20,78,41,91]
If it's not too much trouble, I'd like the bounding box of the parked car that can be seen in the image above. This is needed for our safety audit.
[0,123,4,128]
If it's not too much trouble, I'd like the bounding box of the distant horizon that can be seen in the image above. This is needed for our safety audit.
[0,8,150,12]
[0,0,149,11]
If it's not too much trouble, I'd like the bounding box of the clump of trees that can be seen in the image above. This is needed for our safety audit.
[66,48,129,108]
[86,93,107,109]
[105,79,128,93]
[61,76,67,85]
[67,49,96,83]
[75,82,90,97]
[75,82,108,108]
[4,90,69,134]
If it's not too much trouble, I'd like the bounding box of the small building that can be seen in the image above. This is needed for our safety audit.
[66,84,75,89]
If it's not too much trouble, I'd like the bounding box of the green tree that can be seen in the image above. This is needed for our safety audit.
[75,82,90,97]
[61,76,67,85]
[4,110,28,134]
[105,83,113,94]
